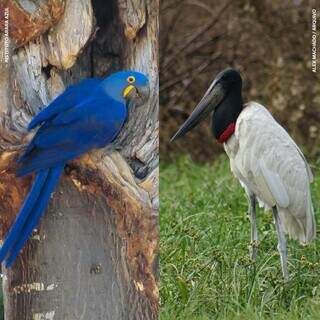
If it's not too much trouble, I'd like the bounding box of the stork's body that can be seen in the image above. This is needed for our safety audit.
[172,69,316,280]
[225,102,315,243]
[225,102,315,279]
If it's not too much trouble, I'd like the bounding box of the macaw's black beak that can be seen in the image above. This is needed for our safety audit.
[127,84,150,107]
[137,84,150,105]
[171,81,225,142]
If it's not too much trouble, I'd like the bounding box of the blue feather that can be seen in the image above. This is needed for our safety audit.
[28,79,102,130]
[17,97,126,176]
[1,71,149,267]
[16,147,79,177]
[5,165,63,267]
[0,170,49,263]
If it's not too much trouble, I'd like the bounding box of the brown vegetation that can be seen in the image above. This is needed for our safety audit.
[160,0,320,162]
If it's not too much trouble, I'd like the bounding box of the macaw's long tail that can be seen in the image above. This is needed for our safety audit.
[0,165,63,268]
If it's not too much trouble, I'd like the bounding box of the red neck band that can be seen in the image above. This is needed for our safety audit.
[217,122,236,143]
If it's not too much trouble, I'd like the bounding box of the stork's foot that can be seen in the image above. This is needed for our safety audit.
[247,194,258,262]
[277,244,289,282]
[249,240,259,261]
[272,206,289,282]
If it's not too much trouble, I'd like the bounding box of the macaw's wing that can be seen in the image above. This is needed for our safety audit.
[17,97,127,176]
[28,78,102,130]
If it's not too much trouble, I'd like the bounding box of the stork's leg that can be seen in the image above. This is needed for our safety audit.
[272,206,289,281]
[248,194,258,261]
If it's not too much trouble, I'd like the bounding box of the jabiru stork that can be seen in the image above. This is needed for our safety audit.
[171,68,316,280]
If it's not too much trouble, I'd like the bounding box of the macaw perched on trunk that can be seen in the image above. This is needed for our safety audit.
[0,71,149,267]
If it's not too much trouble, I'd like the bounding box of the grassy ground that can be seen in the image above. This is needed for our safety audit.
[0,283,2,320]
[160,155,320,320]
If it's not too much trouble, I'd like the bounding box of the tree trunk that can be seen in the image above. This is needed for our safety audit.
[0,1,159,319]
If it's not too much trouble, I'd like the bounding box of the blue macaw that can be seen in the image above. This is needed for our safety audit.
[0,71,149,267]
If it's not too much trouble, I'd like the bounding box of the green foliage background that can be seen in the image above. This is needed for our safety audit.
[160,156,320,320]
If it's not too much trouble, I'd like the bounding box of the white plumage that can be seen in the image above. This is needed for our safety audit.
[172,69,316,279]
[224,102,316,244]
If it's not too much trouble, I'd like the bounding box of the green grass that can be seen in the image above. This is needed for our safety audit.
[160,155,320,320]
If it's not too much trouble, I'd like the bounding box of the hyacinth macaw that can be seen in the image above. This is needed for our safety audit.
[0,71,149,267]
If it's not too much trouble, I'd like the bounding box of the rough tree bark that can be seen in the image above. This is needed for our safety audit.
[0,0,159,319]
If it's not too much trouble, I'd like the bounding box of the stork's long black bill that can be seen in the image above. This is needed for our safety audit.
[171,82,225,142]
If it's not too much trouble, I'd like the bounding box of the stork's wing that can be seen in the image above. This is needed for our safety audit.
[231,102,315,242]
[28,78,102,130]
[258,158,289,208]
[235,102,313,208]
[289,139,314,183]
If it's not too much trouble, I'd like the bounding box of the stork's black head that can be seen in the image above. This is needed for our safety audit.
[171,68,243,143]
[213,68,242,92]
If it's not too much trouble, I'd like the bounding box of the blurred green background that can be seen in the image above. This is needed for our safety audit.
[160,156,320,320]
[160,0,320,319]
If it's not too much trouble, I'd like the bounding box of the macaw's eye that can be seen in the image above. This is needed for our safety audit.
[127,76,135,83]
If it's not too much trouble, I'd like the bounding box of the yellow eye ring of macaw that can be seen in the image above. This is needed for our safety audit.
[123,76,136,98]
